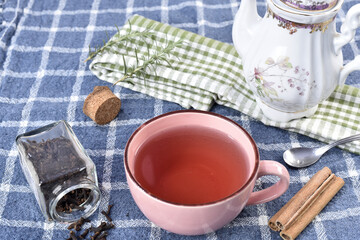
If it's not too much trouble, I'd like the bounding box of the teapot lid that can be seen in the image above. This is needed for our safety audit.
[270,0,342,23]
[279,0,337,11]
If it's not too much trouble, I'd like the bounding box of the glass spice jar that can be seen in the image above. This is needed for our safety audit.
[16,120,101,222]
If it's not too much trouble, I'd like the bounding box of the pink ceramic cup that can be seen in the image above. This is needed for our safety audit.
[124,110,290,235]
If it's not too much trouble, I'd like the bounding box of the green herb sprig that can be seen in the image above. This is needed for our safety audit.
[112,38,183,85]
[86,21,183,86]
[85,22,155,63]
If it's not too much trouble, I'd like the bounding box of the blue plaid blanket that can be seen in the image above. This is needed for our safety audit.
[1,0,359,239]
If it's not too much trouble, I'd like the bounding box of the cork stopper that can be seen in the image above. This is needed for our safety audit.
[83,86,121,125]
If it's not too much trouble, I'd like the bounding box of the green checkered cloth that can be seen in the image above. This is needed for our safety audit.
[89,15,360,155]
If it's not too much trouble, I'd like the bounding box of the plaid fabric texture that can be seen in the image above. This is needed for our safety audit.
[1,0,360,239]
[90,15,360,155]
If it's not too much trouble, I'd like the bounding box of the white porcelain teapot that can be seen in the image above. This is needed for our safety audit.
[233,0,360,122]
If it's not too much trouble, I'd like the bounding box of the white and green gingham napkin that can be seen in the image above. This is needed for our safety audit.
[89,15,360,155]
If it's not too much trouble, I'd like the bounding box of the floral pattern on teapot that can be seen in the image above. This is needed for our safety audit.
[281,0,337,11]
[267,9,334,34]
[249,56,317,102]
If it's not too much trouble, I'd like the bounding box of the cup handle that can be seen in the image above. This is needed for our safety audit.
[246,160,290,205]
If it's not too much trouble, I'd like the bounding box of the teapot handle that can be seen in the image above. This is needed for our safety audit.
[339,56,360,85]
[334,4,360,85]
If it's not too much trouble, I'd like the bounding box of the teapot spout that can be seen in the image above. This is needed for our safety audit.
[232,0,261,58]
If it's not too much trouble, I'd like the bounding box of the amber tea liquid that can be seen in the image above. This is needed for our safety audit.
[133,126,249,205]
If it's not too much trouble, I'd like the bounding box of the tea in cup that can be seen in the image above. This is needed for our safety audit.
[124,110,289,235]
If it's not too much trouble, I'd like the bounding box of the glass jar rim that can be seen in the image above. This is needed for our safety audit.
[49,182,101,222]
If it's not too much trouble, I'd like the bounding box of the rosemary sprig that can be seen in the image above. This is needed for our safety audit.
[86,21,184,85]
[84,21,155,62]
[112,38,183,85]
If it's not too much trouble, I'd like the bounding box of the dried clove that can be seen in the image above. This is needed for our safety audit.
[88,222,114,240]
[22,136,91,217]
[67,222,77,230]
[76,217,91,231]
[103,223,114,231]
[66,231,77,240]
[101,204,114,222]
[90,222,107,233]
[90,231,101,240]
[67,217,90,232]
[79,229,89,239]
[96,231,108,240]
[57,189,91,213]
[106,204,113,215]
[101,210,112,222]
[66,204,115,240]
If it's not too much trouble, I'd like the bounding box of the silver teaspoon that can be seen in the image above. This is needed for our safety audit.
[283,133,360,168]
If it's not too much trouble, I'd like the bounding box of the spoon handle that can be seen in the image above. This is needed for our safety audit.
[317,133,360,154]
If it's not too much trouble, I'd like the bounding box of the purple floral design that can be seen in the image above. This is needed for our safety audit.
[250,56,316,99]
[281,0,335,11]
[267,8,334,34]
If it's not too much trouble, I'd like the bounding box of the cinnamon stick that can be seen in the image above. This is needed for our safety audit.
[268,167,344,240]
[280,176,344,240]
[268,167,332,231]
[283,174,335,229]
